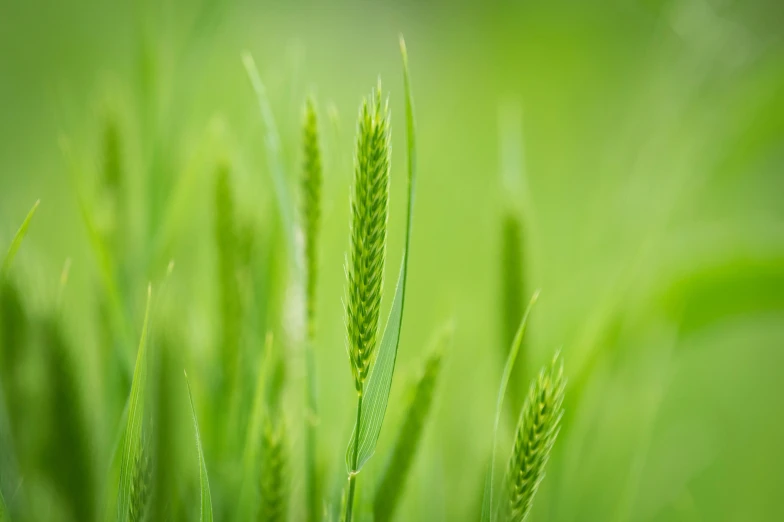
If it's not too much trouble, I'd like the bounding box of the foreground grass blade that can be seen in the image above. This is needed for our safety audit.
[1,199,39,281]
[345,35,419,475]
[374,326,451,522]
[116,285,152,522]
[185,372,214,522]
[481,291,540,522]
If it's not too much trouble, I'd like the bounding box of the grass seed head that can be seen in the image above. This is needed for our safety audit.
[302,96,323,341]
[504,352,565,522]
[345,81,391,393]
[260,417,288,522]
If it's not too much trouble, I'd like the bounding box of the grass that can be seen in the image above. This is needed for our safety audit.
[0,35,564,522]
[2,4,781,521]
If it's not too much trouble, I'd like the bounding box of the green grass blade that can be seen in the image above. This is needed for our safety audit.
[374,325,451,522]
[345,36,418,474]
[481,291,539,522]
[1,199,39,281]
[241,51,297,265]
[185,372,214,522]
[116,285,152,522]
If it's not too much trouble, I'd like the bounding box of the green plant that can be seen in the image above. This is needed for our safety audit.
[129,442,151,522]
[116,285,152,522]
[259,416,288,522]
[373,326,450,522]
[186,372,215,522]
[301,95,324,522]
[502,353,565,521]
[342,37,419,522]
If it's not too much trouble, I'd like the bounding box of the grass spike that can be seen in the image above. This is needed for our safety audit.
[302,96,323,340]
[301,95,324,522]
[129,442,151,522]
[502,352,565,522]
[345,80,391,392]
[116,284,152,522]
[373,326,451,522]
[259,416,288,522]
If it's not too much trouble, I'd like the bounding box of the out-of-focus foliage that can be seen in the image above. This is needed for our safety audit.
[1,0,783,520]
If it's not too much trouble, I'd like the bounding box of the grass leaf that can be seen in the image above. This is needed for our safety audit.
[481,291,540,522]
[1,199,39,281]
[185,372,214,522]
[116,285,152,522]
[346,35,418,474]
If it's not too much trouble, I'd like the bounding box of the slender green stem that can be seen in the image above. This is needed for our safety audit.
[345,393,363,522]
[304,339,319,522]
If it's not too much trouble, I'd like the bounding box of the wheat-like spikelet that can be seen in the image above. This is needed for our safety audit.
[345,81,391,392]
[374,343,444,522]
[301,96,323,341]
[503,352,565,522]
[259,417,288,522]
[129,440,152,522]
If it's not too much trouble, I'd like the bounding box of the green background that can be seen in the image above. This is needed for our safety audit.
[1,0,783,520]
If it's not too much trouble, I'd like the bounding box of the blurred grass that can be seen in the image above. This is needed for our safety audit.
[1,0,783,521]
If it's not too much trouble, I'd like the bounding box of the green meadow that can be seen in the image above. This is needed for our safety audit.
[1,1,783,521]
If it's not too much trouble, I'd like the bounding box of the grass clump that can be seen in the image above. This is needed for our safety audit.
[502,353,565,522]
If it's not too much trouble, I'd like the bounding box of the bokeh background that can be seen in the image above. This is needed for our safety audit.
[1,0,783,520]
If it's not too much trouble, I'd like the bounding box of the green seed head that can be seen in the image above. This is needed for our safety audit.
[301,96,323,341]
[129,440,152,522]
[504,352,565,522]
[345,81,391,393]
[260,417,288,522]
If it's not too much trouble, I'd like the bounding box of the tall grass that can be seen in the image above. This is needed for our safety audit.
[0,35,581,522]
[301,96,324,522]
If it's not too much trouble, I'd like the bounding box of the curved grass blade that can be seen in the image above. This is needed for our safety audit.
[1,199,39,281]
[374,325,451,522]
[185,372,214,522]
[345,35,418,474]
[116,285,152,522]
[481,290,540,522]
[241,51,297,267]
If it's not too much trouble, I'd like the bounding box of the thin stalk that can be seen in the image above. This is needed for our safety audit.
[304,344,318,521]
[345,393,363,522]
